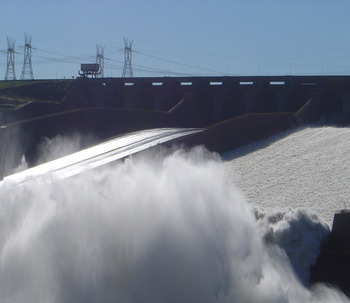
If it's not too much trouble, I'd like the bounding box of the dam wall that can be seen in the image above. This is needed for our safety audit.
[1,75,350,177]
[2,75,350,127]
[66,75,350,124]
[0,75,348,133]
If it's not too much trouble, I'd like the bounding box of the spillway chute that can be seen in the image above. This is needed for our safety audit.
[2,127,202,185]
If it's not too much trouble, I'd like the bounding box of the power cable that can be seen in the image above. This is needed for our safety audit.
[133,50,226,75]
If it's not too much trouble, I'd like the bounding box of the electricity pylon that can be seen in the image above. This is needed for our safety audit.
[96,44,105,78]
[20,33,34,80]
[122,38,134,77]
[4,37,17,80]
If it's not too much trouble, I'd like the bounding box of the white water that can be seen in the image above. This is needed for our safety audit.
[3,128,201,184]
[223,126,350,226]
[0,127,349,302]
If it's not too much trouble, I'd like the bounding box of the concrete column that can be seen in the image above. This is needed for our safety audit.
[276,91,294,112]
[212,92,225,122]
[110,81,125,107]
[341,91,350,122]
[124,82,153,110]
[152,82,183,112]
[212,81,237,122]
[244,91,261,113]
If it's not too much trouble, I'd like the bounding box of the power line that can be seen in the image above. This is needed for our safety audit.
[35,48,91,62]
[5,44,264,77]
[0,36,229,77]
[105,59,195,76]
[133,50,226,75]
[131,62,195,76]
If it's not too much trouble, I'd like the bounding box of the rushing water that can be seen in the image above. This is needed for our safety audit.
[0,128,349,302]
[223,126,350,226]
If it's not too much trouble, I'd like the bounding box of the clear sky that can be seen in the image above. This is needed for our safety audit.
[2,0,350,79]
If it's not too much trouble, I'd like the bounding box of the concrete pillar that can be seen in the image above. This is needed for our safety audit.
[341,91,350,122]
[244,91,261,113]
[212,81,237,122]
[153,91,163,111]
[110,81,125,107]
[123,85,137,109]
[124,82,153,110]
[276,91,294,112]
[152,82,183,112]
[242,80,272,113]
[275,81,299,112]
[332,212,350,237]
[212,93,225,122]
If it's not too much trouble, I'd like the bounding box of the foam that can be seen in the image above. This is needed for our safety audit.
[0,147,348,302]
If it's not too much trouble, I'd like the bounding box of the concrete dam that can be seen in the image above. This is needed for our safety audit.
[64,75,350,121]
[1,75,350,295]
[0,75,350,176]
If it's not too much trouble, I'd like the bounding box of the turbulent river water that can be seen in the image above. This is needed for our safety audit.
[0,126,349,302]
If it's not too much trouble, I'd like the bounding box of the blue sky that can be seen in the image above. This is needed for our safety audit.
[2,0,350,79]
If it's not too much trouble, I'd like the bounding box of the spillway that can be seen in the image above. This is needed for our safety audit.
[223,126,350,226]
[0,125,349,302]
[2,127,201,185]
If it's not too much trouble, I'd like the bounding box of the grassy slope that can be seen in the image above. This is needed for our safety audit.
[0,80,74,110]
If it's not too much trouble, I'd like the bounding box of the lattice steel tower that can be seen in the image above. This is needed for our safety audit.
[21,33,34,80]
[96,44,105,78]
[5,37,16,80]
[122,38,134,77]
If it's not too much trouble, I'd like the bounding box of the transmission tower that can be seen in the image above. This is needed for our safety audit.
[4,37,16,80]
[96,44,105,78]
[122,38,134,77]
[21,33,34,80]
